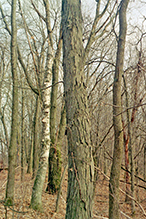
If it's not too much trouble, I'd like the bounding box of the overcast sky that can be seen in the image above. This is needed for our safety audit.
[81,0,146,26]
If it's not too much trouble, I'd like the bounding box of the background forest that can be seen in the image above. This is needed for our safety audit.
[0,0,146,218]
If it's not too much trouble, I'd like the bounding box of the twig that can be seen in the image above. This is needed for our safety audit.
[93,215,108,218]
[95,166,146,217]
[60,195,66,204]
[120,179,146,190]
[93,124,113,156]
[120,211,132,219]
[121,166,146,183]
[31,0,46,22]
[119,188,146,217]
[0,179,7,188]
[0,201,29,214]
[41,81,64,91]
[6,205,29,214]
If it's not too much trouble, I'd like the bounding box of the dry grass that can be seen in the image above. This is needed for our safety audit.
[0,168,146,219]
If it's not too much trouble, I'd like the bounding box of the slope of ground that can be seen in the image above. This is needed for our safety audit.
[0,167,146,219]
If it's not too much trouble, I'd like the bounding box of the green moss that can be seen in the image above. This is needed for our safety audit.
[29,202,43,212]
[5,198,13,206]
[46,146,62,194]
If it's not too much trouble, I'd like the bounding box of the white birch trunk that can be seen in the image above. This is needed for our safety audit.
[30,45,54,211]
[30,0,55,211]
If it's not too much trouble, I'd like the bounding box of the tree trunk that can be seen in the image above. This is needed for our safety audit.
[0,52,9,150]
[47,102,66,194]
[124,134,131,202]
[32,96,40,179]
[122,75,131,202]
[129,123,135,215]
[27,101,34,174]
[128,54,141,215]
[103,149,107,179]
[5,0,18,205]
[30,0,54,211]
[21,89,25,181]
[62,1,94,218]
[144,144,146,181]
[135,161,139,202]
[46,33,63,194]
[27,133,33,174]
[109,0,129,218]
[30,47,53,211]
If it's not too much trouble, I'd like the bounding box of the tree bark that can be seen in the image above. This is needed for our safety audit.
[122,75,131,202]
[62,1,94,218]
[27,100,34,174]
[128,54,141,215]
[47,102,66,194]
[46,32,63,194]
[5,0,18,205]
[32,96,40,179]
[30,47,53,211]
[109,0,129,218]
[30,0,54,211]
[27,134,33,174]
[144,144,146,181]
[21,89,25,181]
[0,51,9,149]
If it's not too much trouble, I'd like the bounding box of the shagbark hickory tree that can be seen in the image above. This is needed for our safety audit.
[62,0,117,217]
[62,0,94,218]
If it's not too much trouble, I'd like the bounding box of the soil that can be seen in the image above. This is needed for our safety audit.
[0,167,146,219]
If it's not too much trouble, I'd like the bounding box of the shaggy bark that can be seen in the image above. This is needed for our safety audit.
[62,0,94,218]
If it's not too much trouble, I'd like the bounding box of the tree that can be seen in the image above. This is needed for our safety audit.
[27,97,36,174]
[0,48,9,169]
[0,0,64,208]
[144,144,146,180]
[30,0,54,210]
[21,87,25,181]
[109,0,129,218]
[5,0,18,205]
[62,0,118,217]
[46,28,63,194]
[62,0,94,218]
[32,96,40,178]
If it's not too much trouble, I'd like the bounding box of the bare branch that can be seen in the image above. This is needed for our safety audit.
[0,3,39,95]
[84,0,115,60]
[31,0,46,22]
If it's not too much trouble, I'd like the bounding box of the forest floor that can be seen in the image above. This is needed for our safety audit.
[0,167,146,219]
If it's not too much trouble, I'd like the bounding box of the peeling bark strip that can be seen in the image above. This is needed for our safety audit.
[109,0,129,219]
[62,0,94,218]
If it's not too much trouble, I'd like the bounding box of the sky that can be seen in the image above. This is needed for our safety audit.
[82,0,146,26]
